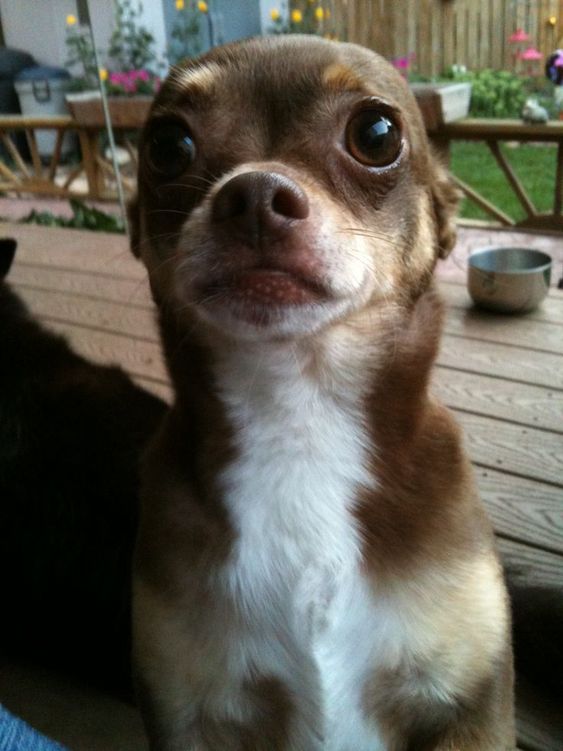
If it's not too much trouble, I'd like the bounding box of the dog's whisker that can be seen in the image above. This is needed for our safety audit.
[134,230,181,247]
[147,208,195,218]
[336,227,395,244]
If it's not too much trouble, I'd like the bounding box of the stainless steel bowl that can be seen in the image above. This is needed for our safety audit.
[467,247,552,313]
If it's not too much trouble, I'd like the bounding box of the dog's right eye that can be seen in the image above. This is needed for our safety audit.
[148,123,196,178]
[346,109,402,168]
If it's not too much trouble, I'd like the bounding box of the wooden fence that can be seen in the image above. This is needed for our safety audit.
[292,0,563,76]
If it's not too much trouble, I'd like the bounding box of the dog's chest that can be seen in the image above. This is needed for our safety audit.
[216,351,369,604]
[214,352,385,748]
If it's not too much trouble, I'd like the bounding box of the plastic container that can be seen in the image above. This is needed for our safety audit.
[15,65,72,158]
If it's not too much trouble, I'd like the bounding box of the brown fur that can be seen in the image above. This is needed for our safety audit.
[131,35,514,750]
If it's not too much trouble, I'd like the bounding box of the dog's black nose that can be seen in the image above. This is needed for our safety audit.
[211,171,309,243]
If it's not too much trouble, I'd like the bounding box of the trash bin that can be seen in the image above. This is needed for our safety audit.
[0,48,36,160]
[14,65,73,158]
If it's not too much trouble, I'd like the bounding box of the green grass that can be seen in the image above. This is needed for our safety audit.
[450,141,557,221]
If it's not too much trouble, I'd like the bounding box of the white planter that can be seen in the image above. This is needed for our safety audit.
[410,82,472,130]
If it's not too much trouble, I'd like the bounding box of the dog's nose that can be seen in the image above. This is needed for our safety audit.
[211,172,309,242]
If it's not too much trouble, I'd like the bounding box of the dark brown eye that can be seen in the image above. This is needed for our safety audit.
[346,110,402,167]
[148,122,196,178]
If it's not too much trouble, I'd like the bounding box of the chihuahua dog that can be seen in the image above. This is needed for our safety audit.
[130,36,514,750]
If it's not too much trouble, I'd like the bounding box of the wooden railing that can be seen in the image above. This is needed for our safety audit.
[430,118,563,233]
[1,114,562,235]
[0,115,139,201]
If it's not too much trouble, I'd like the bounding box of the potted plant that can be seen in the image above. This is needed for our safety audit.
[66,70,160,128]
[64,1,162,128]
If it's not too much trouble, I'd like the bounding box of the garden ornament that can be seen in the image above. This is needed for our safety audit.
[521,97,549,123]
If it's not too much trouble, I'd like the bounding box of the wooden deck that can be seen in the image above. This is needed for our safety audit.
[1,220,562,750]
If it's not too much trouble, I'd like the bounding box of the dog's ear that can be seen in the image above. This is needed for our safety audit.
[127,195,141,259]
[430,160,460,260]
[0,238,17,278]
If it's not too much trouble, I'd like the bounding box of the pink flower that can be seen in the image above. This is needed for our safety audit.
[394,57,410,69]
[392,52,415,71]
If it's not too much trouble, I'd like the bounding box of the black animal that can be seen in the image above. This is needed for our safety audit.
[0,238,166,695]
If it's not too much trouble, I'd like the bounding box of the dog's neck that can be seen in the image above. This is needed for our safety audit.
[158,288,442,485]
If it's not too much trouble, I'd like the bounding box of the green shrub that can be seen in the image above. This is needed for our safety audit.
[442,67,557,119]
[107,0,159,73]
[443,68,526,118]
[20,200,125,234]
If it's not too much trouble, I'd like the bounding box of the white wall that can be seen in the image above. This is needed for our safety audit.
[133,1,167,66]
[0,0,168,70]
[259,0,289,34]
[0,0,77,67]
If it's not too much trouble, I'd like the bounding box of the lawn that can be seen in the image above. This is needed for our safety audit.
[450,141,557,221]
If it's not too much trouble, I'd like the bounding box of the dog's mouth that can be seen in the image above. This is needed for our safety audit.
[196,266,332,326]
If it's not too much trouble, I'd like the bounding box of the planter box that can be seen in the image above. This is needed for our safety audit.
[410,82,472,131]
[65,91,153,128]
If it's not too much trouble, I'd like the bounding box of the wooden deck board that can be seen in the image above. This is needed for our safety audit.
[444,307,563,356]
[475,468,563,555]
[498,538,563,590]
[438,335,563,389]
[16,286,158,342]
[454,412,563,487]
[8,262,152,308]
[439,281,563,326]
[2,220,562,749]
[41,319,167,383]
[433,369,563,432]
[6,223,145,280]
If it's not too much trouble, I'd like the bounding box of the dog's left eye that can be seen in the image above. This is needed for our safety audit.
[346,110,402,167]
[148,123,196,178]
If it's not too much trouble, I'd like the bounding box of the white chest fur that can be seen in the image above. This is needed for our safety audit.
[213,342,385,750]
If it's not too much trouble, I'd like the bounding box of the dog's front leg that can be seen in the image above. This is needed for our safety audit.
[133,573,320,751]
[133,578,202,751]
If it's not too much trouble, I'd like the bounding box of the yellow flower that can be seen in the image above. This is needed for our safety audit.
[315,6,324,21]
[291,9,302,23]
[175,0,185,9]
[198,0,208,12]
[548,15,557,26]
[66,14,77,26]
[99,68,108,82]
[270,8,280,21]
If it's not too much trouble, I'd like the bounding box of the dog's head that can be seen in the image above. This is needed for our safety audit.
[131,36,458,342]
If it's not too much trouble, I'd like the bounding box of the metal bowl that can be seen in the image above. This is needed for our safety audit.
[467,247,552,313]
